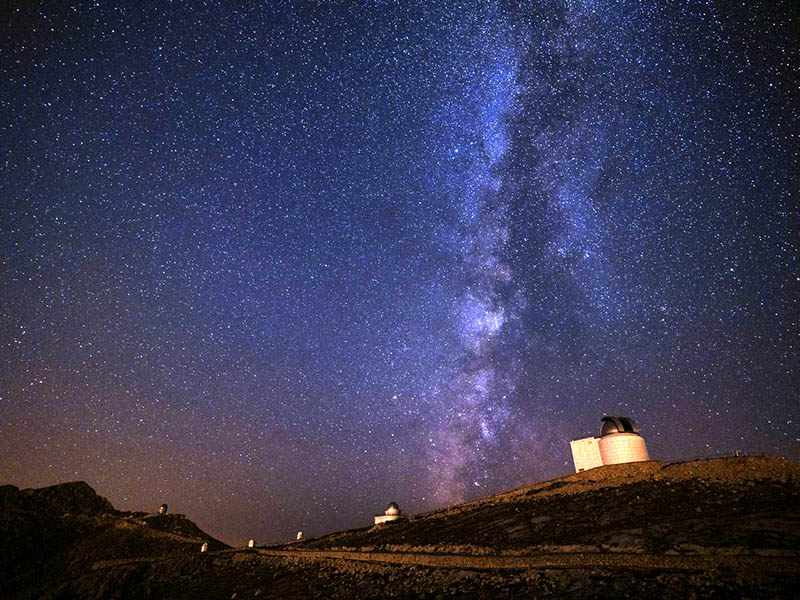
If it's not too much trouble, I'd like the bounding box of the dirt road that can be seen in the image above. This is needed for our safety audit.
[255,548,799,575]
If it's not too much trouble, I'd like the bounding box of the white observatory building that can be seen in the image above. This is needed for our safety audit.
[374,502,406,525]
[570,416,650,472]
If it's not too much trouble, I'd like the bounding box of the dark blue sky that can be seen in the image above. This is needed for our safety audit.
[2,0,797,545]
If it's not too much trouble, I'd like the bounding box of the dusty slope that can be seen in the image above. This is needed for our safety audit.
[287,455,800,556]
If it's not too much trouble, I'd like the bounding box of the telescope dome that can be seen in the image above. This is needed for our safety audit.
[600,416,641,437]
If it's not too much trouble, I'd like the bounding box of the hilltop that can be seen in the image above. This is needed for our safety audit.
[288,455,800,556]
[1,455,798,599]
[0,481,227,599]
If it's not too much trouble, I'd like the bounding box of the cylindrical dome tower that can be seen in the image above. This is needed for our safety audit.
[374,501,406,525]
[597,416,649,465]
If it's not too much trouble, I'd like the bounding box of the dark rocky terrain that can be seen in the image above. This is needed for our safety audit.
[0,481,227,599]
[2,455,799,599]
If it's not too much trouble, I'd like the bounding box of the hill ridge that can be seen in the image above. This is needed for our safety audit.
[284,455,800,555]
[2,455,798,599]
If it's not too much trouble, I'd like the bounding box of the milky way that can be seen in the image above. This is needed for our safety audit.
[1,1,797,544]
[420,7,522,503]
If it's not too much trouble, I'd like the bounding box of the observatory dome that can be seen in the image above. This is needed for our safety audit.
[374,501,405,525]
[600,416,641,437]
[571,415,651,472]
[598,416,649,466]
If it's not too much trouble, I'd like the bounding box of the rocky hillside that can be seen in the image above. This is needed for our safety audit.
[0,481,227,600]
[288,455,800,556]
[1,456,798,599]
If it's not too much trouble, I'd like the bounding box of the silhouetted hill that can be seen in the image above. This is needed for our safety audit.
[0,481,227,600]
[0,481,115,516]
[2,456,798,599]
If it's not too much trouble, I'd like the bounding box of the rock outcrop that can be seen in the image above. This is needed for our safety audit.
[0,481,227,600]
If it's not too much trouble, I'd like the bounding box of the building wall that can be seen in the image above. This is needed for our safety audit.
[374,514,403,525]
[570,437,604,472]
[598,433,649,465]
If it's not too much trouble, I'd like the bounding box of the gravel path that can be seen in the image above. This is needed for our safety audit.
[255,548,800,575]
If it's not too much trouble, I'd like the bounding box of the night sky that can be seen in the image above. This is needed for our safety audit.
[1,1,798,545]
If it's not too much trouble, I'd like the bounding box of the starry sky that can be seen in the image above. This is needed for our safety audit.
[1,1,798,545]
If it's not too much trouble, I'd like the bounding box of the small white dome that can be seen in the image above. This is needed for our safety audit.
[385,502,400,515]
